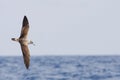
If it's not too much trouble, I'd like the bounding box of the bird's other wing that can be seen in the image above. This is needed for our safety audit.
[19,16,29,39]
[20,43,30,69]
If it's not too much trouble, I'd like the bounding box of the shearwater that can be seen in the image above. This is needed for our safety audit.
[11,16,34,69]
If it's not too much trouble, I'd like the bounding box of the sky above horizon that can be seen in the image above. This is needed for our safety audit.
[0,0,120,56]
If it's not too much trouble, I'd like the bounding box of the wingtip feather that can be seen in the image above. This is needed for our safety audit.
[23,16,29,26]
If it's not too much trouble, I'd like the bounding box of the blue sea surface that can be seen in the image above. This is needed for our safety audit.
[0,56,120,80]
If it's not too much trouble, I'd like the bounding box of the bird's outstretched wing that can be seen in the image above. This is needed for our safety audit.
[19,16,29,39]
[20,43,30,69]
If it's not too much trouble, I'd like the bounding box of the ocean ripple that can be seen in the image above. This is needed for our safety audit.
[0,56,120,80]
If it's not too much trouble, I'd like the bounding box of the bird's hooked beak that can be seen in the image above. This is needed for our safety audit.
[11,38,16,41]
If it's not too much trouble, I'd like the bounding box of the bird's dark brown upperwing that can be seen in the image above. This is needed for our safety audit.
[20,42,30,69]
[19,16,29,39]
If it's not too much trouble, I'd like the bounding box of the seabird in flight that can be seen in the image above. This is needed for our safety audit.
[11,16,34,69]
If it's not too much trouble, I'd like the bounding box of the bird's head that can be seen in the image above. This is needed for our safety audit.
[11,38,19,41]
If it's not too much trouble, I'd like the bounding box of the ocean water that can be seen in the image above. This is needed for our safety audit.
[0,56,120,80]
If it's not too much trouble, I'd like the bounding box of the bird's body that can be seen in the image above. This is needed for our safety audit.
[11,16,34,69]
[12,38,33,44]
